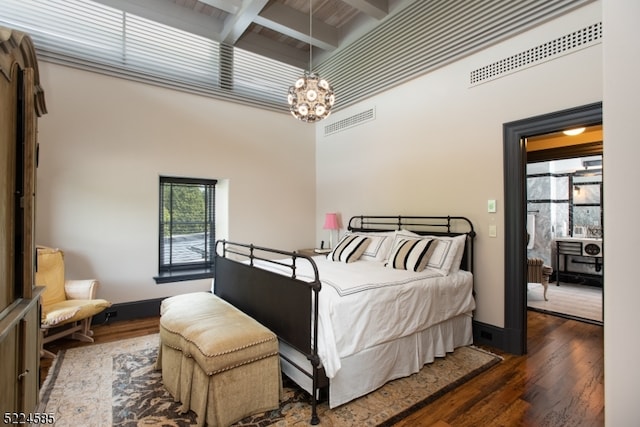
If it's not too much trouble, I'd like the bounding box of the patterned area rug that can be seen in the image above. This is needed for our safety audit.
[39,334,501,426]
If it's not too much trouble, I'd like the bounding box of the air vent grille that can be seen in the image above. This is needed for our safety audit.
[324,108,376,136]
[470,22,602,85]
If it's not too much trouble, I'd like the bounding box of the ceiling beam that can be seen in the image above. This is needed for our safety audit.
[341,0,389,20]
[254,2,338,51]
[221,0,269,44]
[198,0,242,15]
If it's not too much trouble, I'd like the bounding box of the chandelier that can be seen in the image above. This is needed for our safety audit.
[287,1,335,122]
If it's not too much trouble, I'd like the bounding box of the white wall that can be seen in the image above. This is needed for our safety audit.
[36,64,316,304]
[603,0,640,424]
[316,2,603,327]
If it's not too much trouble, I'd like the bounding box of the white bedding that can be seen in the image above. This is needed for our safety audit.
[251,255,475,379]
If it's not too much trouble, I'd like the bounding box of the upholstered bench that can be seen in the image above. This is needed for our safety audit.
[156,292,281,427]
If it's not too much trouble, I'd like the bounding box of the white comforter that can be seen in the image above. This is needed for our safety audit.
[252,256,475,379]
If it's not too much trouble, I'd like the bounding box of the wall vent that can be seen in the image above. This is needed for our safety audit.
[470,22,602,86]
[324,107,376,136]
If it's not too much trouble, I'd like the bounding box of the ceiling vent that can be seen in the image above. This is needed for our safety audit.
[470,22,602,86]
[324,107,376,136]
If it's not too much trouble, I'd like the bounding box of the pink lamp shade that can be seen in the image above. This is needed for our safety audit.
[323,213,339,230]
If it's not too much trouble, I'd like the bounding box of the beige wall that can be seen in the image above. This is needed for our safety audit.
[315,2,602,327]
[36,64,316,303]
[603,0,640,424]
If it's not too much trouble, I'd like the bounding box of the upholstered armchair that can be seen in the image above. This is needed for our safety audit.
[35,246,111,358]
[527,257,553,301]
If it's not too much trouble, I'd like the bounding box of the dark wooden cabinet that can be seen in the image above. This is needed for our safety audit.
[0,26,47,414]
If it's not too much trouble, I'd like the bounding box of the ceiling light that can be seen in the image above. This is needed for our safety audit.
[563,127,586,136]
[287,1,335,123]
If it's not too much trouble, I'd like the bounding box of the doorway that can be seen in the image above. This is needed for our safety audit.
[525,151,603,325]
[502,102,602,355]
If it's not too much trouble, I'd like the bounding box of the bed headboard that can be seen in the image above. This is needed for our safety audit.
[347,215,476,273]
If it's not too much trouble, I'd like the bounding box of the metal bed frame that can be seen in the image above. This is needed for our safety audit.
[213,215,475,424]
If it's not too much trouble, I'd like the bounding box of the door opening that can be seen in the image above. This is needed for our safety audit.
[502,102,602,355]
[525,146,603,325]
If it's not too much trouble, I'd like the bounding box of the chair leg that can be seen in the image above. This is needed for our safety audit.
[41,329,56,358]
[70,318,95,343]
[542,266,553,301]
[41,319,96,358]
[541,275,550,301]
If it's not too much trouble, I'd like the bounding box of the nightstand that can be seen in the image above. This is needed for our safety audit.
[296,248,329,257]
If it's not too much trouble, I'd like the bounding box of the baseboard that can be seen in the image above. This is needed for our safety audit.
[472,320,508,352]
[91,298,164,324]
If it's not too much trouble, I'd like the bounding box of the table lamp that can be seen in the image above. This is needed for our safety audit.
[323,213,340,249]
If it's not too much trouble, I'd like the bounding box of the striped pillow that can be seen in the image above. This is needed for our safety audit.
[328,234,371,263]
[385,237,438,272]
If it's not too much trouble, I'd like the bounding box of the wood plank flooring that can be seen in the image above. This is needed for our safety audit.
[39,310,604,426]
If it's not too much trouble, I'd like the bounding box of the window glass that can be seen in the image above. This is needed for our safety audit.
[158,176,216,280]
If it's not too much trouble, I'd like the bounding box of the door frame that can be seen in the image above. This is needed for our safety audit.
[502,101,603,355]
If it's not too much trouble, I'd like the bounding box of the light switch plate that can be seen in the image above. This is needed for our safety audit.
[488,199,496,213]
[489,224,497,237]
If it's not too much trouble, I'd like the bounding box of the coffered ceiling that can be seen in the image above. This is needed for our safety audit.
[92,0,412,69]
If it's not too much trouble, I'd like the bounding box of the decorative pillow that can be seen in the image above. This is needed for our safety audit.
[426,234,467,276]
[344,231,395,262]
[447,234,468,273]
[385,237,438,272]
[328,234,371,263]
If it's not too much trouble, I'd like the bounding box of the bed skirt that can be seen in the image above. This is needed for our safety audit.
[280,311,473,408]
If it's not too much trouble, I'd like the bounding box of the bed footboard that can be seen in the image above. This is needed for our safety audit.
[214,240,324,424]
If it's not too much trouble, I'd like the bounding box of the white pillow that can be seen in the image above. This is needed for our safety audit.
[328,234,371,263]
[345,231,395,262]
[385,237,438,272]
[447,234,468,273]
[426,234,467,276]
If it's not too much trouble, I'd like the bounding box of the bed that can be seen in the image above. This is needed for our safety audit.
[213,215,476,424]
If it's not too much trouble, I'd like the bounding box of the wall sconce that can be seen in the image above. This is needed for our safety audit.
[574,185,581,195]
[323,213,340,249]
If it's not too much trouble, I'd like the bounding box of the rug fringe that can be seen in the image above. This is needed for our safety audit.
[469,345,504,360]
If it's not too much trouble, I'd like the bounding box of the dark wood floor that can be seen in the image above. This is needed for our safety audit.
[40,310,604,427]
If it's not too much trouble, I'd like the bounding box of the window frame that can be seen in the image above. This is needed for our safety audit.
[154,176,217,284]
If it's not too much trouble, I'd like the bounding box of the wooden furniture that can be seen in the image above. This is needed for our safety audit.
[0,26,47,415]
[555,237,603,286]
[295,248,326,257]
[157,292,281,427]
[214,215,475,424]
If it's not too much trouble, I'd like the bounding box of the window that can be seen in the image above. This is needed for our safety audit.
[154,176,217,284]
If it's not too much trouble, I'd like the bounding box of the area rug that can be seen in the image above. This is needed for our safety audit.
[39,334,501,426]
[528,281,603,324]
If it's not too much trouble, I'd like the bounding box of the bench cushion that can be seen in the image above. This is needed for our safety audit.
[159,292,278,375]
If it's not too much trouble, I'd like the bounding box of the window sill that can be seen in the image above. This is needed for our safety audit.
[154,268,214,284]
